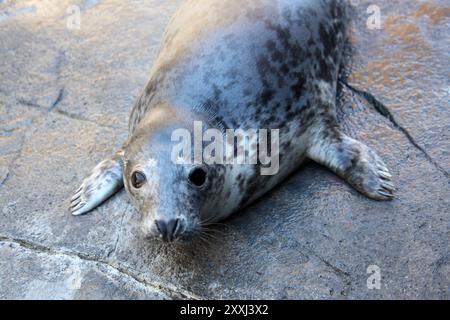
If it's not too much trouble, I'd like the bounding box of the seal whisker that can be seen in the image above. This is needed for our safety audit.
[201,228,223,242]
[201,226,227,236]
[200,220,229,228]
[197,234,214,247]
[69,0,396,242]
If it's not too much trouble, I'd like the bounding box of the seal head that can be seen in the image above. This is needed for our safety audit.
[70,0,395,243]
[123,106,227,242]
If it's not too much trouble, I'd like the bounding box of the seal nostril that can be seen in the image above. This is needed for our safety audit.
[173,219,182,237]
[166,218,179,239]
[155,220,167,239]
[155,219,180,242]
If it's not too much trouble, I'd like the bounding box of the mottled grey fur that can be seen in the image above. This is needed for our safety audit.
[71,0,394,242]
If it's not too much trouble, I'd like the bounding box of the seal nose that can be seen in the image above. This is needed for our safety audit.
[155,218,180,242]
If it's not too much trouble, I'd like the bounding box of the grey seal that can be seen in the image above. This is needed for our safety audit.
[70,0,395,242]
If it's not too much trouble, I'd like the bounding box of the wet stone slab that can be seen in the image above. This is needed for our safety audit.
[0,0,449,299]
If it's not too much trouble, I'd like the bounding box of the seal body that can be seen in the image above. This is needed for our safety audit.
[71,0,395,242]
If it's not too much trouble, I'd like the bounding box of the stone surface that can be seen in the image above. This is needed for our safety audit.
[0,0,449,299]
[0,241,169,299]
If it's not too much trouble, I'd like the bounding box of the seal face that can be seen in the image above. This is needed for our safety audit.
[70,0,395,243]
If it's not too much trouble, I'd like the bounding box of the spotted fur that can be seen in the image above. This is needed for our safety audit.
[70,0,395,242]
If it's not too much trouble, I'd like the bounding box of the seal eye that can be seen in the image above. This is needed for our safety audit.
[188,167,207,187]
[131,171,146,189]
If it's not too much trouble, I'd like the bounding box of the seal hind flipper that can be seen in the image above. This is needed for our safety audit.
[308,131,396,200]
[70,148,125,216]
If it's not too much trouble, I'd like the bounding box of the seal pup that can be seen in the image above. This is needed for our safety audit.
[70,0,395,242]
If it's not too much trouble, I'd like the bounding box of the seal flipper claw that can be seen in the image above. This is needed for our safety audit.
[70,149,125,216]
[308,132,395,201]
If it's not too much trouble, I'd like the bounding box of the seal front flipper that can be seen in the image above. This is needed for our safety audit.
[307,131,396,200]
[70,148,125,216]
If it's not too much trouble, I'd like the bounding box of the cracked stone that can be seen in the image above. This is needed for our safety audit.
[0,167,8,186]
[0,241,169,299]
[0,112,128,258]
[350,0,450,173]
[0,0,449,300]
[343,83,449,178]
